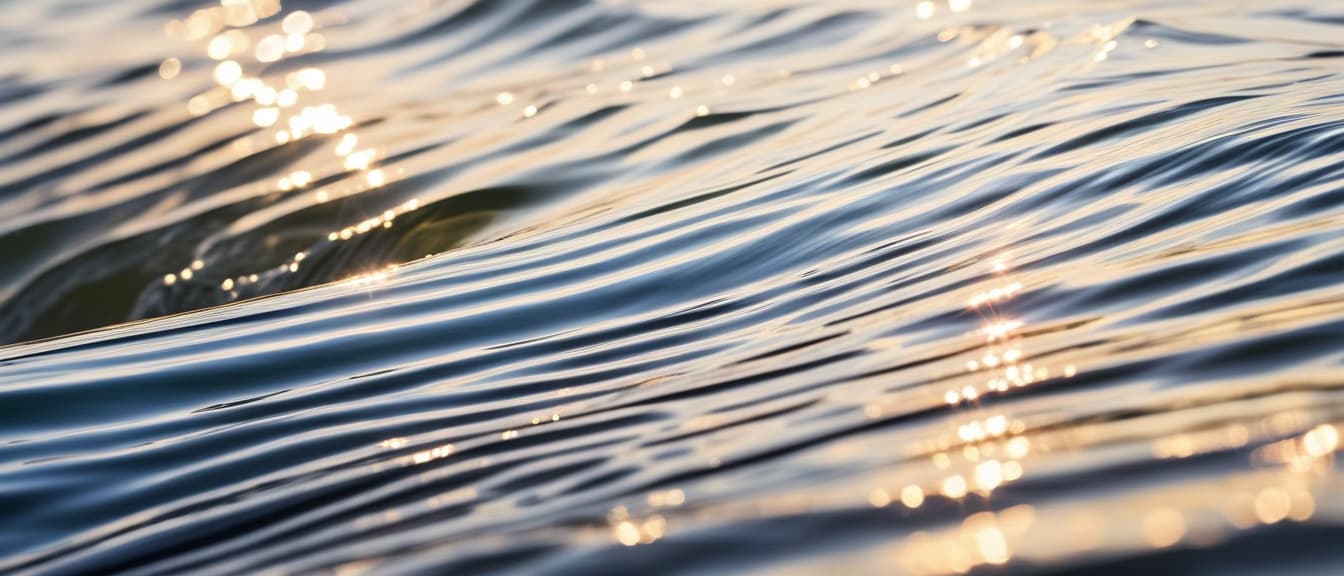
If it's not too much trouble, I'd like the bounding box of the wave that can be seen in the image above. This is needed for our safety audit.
[1,0,1343,573]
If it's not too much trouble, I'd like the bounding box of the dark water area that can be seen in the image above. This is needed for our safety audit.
[1,0,1343,574]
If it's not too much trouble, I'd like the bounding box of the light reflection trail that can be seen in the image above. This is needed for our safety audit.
[879,255,1342,574]
[157,0,424,296]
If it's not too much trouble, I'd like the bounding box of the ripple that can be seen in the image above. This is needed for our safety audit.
[1,0,1343,574]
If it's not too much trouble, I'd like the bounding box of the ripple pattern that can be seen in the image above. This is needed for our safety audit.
[1,0,1343,574]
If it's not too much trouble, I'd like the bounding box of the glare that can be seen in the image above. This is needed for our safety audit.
[1254,487,1290,525]
[183,7,224,40]
[282,11,314,36]
[290,68,326,90]
[974,459,1004,491]
[208,34,233,60]
[221,0,259,27]
[159,58,181,79]
[231,77,263,101]
[188,95,212,116]
[277,89,298,107]
[255,34,285,63]
[614,521,640,546]
[335,133,358,156]
[901,484,925,508]
[214,60,242,85]
[1005,436,1030,459]
[974,525,1008,565]
[252,107,279,127]
[289,170,312,188]
[285,33,305,53]
[1302,424,1338,456]
[868,488,891,508]
[366,169,386,187]
[1142,508,1185,548]
[345,149,376,170]
[941,474,967,499]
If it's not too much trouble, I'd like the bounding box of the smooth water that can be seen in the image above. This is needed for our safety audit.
[2,0,1343,573]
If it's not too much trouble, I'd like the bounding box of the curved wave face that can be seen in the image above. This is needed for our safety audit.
[3,0,1344,573]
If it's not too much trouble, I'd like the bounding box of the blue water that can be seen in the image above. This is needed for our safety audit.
[1,0,1343,574]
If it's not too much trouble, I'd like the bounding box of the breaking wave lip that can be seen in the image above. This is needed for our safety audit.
[2,0,1344,574]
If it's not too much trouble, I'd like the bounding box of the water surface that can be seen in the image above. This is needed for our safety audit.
[2,0,1343,574]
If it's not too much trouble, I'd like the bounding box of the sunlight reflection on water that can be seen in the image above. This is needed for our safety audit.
[0,0,1343,573]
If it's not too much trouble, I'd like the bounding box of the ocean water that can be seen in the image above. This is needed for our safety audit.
[1,0,1343,573]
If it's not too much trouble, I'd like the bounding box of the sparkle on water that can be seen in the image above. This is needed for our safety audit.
[0,0,1343,574]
